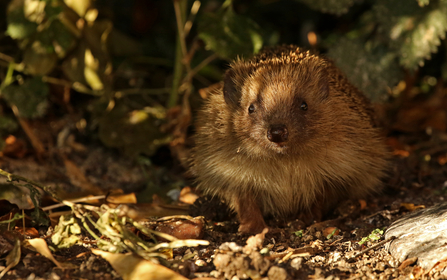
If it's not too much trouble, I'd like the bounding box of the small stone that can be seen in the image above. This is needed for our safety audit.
[267,266,288,280]
[290,257,303,271]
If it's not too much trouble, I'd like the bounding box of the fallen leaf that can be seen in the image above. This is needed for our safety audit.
[25,238,74,269]
[359,199,367,210]
[16,227,39,238]
[179,187,199,205]
[400,203,425,211]
[63,157,103,194]
[155,217,204,240]
[0,238,21,279]
[323,227,340,238]
[92,249,188,280]
[107,192,137,204]
[398,256,418,271]
[116,203,189,220]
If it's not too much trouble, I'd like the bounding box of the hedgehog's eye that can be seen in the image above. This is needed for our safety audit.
[300,101,308,111]
[248,104,255,114]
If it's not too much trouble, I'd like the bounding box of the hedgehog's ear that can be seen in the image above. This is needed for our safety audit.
[316,69,329,101]
[223,69,241,107]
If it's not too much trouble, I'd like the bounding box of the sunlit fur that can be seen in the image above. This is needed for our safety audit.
[191,45,389,220]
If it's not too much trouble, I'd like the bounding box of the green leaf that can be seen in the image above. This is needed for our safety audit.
[374,0,447,69]
[52,215,81,248]
[0,116,18,133]
[198,7,263,60]
[397,9,447,68]
[6,4,38,39]
[44,1,63,19]
[295,0,359,15]
[2,77,49,118]
[417,0,430,7]
[45,19,76,57]
[97,102,170,156]
[328,38,401,101]
[358,228,384,245]
[23,43,58,75]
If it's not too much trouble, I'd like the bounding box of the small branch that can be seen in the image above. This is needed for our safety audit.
[173,0,188,60]
[183,54,218,84]
[0,52,14,63]
[42,195,106,212]
[347,236,396,262]
[10,105,46,157]
[41,76,73,88]
[114,88,170,98]
[184,0,201,37]
[0,168,61,203]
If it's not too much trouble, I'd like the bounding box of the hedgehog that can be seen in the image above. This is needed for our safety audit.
[190,45,389,234]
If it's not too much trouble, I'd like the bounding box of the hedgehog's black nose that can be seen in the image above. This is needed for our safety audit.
[267,125,288,143]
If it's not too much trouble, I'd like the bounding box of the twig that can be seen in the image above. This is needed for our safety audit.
[41,76,73,88]
[0,168,61,203]
[114,88,170,98]
[42,195,106,211]
[347,236,396,262]
[182,54,218,84]
[10,105,46,157]
[173,0,188,60]
[0,52,14,63]
[184,0,201,37]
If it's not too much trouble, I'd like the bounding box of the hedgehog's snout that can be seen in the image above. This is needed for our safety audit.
[267,124,288,143]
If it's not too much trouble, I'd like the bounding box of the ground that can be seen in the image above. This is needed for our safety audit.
[1,93,447,280]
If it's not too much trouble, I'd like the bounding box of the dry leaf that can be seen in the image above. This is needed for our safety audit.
[401,203,425,211]
[107,192,137,204]
[398,257,418,271]
[155,217,204,240]
[0,238,21,279]
[92,249,188,280]
[179,187,199,205]
[63,157,103,194]
[116,203,189,220]
[25,238,74,269]
[323,227,340,238]
[359,199,367,210]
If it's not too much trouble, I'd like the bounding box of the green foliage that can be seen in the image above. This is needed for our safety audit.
[6,5,38,40]
[417,0,431,6]
[374,0,447,69]
[52,215,82,248]
[2,77,49,118]
[97,102,170,156]
[328,38,401,101]
[6,0,76,75]
[358,228,384,245]
[198,3,263,59]
[2,0,447,158]
[0,116,18,133]
[322,0,447,99]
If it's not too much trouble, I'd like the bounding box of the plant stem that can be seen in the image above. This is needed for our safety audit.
[168,0,188,108]
[0,168,61,203]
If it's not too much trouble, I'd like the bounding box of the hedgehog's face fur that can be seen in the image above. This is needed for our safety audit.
[224,57,331,158]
